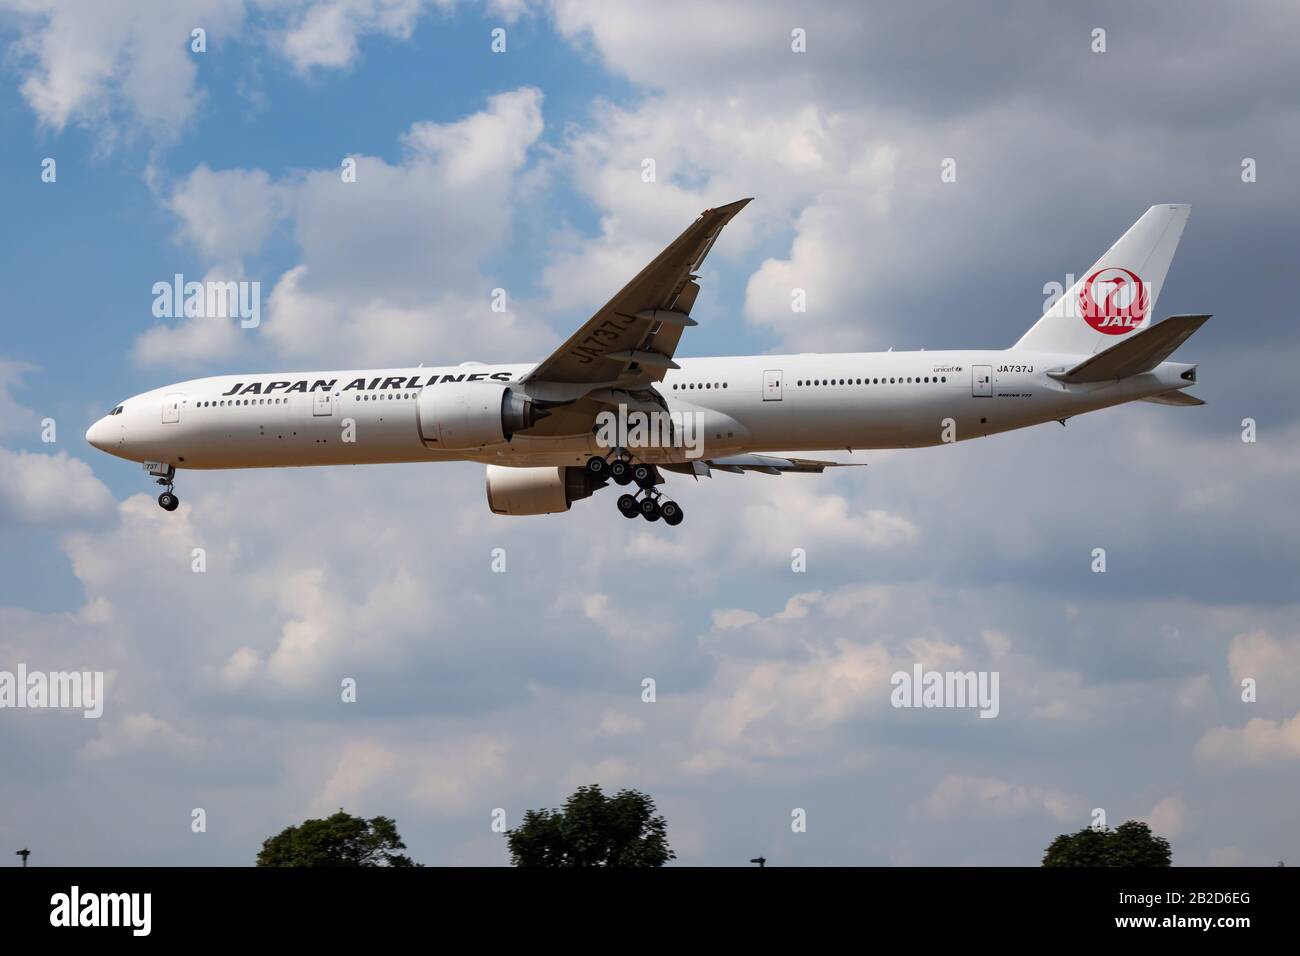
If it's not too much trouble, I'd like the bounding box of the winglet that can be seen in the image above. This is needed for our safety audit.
[710,198,753,217]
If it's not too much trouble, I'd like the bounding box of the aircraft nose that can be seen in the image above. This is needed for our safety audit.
[85,417,114,451]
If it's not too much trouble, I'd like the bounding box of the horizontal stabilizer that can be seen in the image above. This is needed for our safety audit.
[1052,314,1210,383]
[1140,390,1206,406]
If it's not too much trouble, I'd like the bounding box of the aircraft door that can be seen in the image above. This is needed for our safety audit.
[313,392,333,416]
[972,365,993,398]
[762,369,784,401]
[162,394,183,423]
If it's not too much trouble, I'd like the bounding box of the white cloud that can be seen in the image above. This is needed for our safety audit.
[140,87,550,367]
[0,0,465,140]
[535,95,856,322]
[404,734,511,816]
[0,0,246,141]
[597,710,643,737]
[711,608,761,630]
[737,479,917,563]
[166,165,285,271]
[275,0,448,74]
[131,266,252,367]
[81,712,205,761]
[220,646,262,687]
[0,448,114,526]
[915,773,1078,822]
[548,0,856,97]
[1195,713,1300,769]
[306,738,398,814]
[6,442,1298,863]
[742,165,895,348]
[1228,630,1300,705]
[1142,793,1187,839]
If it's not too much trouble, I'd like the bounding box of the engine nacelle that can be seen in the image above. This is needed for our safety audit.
[417,382,547,449]
[485,465,603,516]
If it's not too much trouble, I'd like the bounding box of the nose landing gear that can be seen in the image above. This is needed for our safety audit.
[147,463,180,511]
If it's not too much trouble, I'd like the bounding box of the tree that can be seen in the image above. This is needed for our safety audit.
[1042,820,1171,867]
[506,784,675,867]
[257,810,420,867]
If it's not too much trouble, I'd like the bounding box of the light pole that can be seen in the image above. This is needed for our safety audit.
[16,848,30,868]
[749,856,766,868]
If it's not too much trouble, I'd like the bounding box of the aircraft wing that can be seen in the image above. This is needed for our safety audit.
[521,198,752,401]
[662,454,867,477]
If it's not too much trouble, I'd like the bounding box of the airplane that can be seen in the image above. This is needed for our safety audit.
[86,200,1206,528]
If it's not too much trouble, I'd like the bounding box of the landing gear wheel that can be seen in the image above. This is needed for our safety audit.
[617,494,639,519]
[585,455,609,478]
[158,491,179,512]
[638,496,661,521]
[660,500,683,526]
[609,459,631,485]
[632,463,654,488]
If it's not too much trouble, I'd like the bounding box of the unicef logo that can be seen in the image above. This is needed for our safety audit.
[1079,267,1147,335]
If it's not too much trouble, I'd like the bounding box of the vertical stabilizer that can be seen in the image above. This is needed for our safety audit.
[1015,205,1190,355]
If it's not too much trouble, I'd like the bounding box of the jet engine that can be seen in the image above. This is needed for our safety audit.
[417,382,548,449]
[485,465,604,516]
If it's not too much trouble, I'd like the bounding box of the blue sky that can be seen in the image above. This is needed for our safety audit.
[1,0,1298,866]
[0,5,628,429]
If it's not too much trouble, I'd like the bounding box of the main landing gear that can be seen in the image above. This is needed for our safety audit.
[149,463,180,511]
[589,454,684,527]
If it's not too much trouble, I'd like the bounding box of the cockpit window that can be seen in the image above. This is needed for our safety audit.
[109,405,124,416]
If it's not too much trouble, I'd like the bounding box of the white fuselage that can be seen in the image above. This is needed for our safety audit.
[85,350,1196,471]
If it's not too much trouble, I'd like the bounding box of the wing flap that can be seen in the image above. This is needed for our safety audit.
[662,453,865,476]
